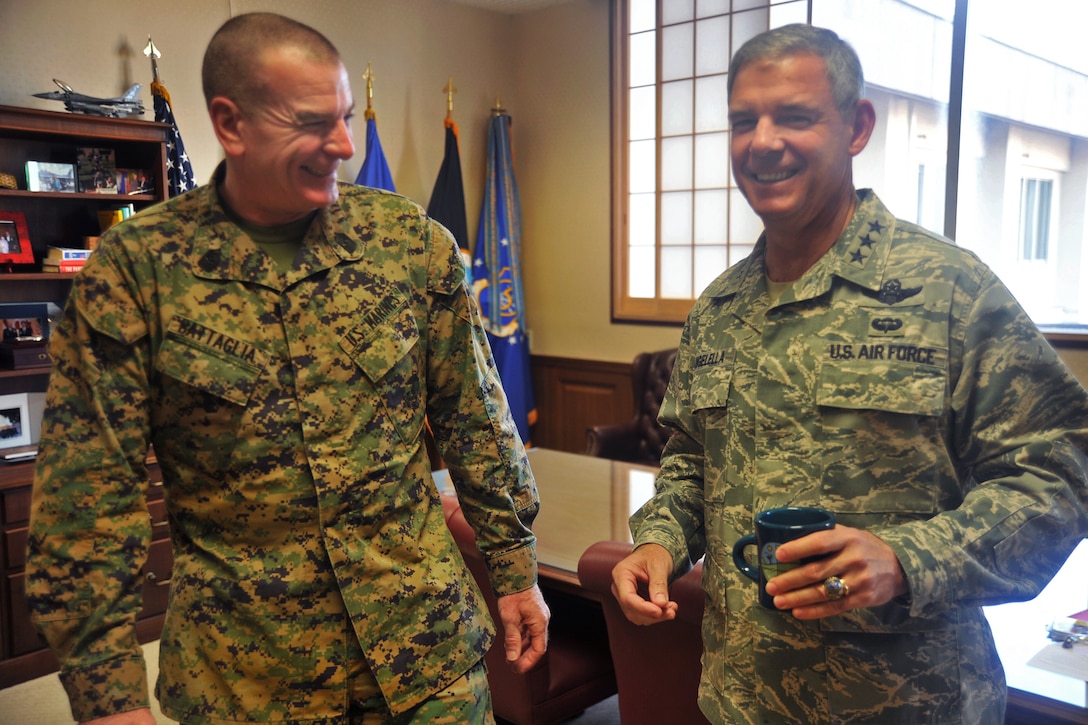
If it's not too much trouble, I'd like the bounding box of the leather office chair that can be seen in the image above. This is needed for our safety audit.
[440,495,617,725]
[586,348,678,466]
[578,540,710,725]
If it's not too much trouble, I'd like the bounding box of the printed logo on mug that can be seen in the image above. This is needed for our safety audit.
[732,506,836,609]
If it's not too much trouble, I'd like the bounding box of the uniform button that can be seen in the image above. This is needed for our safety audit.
[199,249,223,271]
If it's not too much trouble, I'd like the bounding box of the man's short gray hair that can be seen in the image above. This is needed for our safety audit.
[728,24,865,118]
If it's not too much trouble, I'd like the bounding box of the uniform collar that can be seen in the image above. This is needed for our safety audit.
[704,189,897,304]
[189,163,366,289]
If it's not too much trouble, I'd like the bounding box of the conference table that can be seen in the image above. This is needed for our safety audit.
[519,447,1088,724]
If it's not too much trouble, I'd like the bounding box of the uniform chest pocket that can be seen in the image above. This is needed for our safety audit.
[689,349,736,413]
[815,354,947,515]
[154,324,266,472]
[340,301,424,446]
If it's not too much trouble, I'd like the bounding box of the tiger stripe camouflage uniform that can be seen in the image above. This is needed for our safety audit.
[26,167,539,724]
[631,189,1088,724]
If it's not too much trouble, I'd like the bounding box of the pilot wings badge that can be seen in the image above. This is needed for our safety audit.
[861,279,923,305]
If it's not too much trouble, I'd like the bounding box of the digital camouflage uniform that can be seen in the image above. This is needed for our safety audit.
[26,169,539,724]
[631,190,1088,724]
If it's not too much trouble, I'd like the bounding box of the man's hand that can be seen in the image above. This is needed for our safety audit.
[611,543,678,625]
[83,708,156,725]
[496,585,550,674]
[764,525,909,619]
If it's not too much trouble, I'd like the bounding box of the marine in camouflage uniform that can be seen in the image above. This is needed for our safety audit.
[25,167,540,723]
[631,188,1088,723]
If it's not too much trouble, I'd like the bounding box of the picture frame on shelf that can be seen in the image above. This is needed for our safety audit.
[26,161,77,192]
[0,393,32,450]
[1,317,44,343]
[0,211,34,266]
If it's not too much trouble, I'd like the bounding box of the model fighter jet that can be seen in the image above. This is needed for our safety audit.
[33,79,145,118]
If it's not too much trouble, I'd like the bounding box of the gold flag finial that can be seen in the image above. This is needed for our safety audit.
[443,77,457,119]
[363,62,376,119]
[492,95,506,116]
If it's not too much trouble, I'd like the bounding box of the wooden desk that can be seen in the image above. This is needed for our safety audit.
[522,448,1088,724]
[526,448,657,594]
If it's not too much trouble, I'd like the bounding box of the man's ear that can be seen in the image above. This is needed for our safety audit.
[848,99,876,157]
[208,97,245,157]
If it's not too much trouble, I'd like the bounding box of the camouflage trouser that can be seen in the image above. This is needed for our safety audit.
[348,658,495,725]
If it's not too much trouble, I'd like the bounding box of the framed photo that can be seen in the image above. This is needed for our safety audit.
[0,393,32,450]
[1,317,44,342]
[0,211,34,266]
[26,160,77,193]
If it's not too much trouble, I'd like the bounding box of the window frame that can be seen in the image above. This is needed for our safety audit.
[609,0,1088,341]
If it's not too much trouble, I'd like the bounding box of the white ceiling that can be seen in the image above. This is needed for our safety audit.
[446,0,574,13]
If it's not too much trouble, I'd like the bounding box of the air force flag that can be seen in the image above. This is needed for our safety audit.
[472,113,536,444]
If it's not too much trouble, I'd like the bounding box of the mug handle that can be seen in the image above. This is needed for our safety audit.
[732,533,760,582]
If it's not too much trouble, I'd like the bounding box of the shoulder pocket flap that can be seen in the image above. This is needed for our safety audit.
[340,300,419,383]
[817,355,946,417]
[156,328,264,406]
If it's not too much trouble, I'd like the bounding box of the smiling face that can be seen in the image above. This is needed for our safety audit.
[728,52,872,239]
[217,45,355,226]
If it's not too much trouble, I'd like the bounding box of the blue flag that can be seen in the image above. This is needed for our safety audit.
[427,119,470,260]
[473,113,536,444]
[150,79,196,197]
[354,111,395,192]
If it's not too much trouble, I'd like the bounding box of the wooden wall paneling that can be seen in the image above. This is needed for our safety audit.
[529,355,633,453]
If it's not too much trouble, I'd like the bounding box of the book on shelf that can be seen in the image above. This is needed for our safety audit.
[41,260,86,274]
[97,204,134,233]
[76,147,118,193]
[26,161,77,192]
[46,245,93,262]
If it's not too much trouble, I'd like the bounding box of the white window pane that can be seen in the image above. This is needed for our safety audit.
[695,74,729,133]
[629,246,656,298]
[629,193,656,248]
[661,192,693,246]
[694,190,727,244]
[662,23,694,82]
[696,16,730,75]
[695,133,730,188]
[694,246,729,293]
[629,31,657,87]
[630,0,656,33]
[733,8,769,49]
[697,0,729,19]
[661,247,694,298]
[730,191,764,243]
[661,136,693,191]
[663,0,694,25]
[629,139,656,194]
[729,244,756,266]
[769,1,809,27]
[629,86,657,141]
[734,0,771,10]
[662,80,694,136]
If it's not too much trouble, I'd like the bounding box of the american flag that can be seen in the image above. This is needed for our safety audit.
[150,80,196,197]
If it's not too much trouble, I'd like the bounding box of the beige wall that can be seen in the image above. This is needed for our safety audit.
[0,0,679,364]
[2,0,1085,378]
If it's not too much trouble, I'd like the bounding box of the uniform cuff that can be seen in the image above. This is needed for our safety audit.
[58,653,150,723]
[485,542,539,597]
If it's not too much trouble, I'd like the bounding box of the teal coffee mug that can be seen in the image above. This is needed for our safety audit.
[732,506,836,609]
